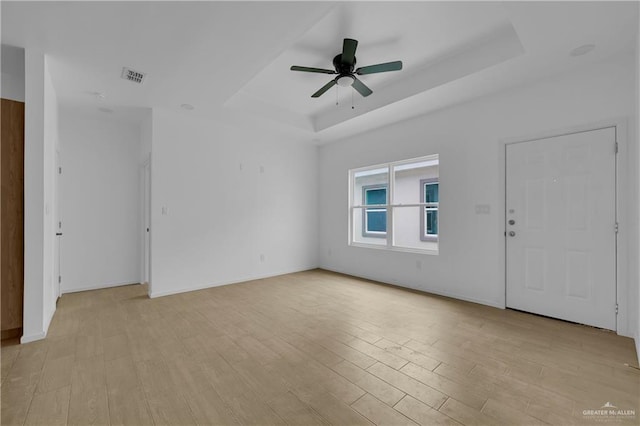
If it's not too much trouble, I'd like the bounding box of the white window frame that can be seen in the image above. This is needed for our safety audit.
[349,154,439,255]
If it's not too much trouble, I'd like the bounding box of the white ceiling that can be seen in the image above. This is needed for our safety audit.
[2,1,638,143]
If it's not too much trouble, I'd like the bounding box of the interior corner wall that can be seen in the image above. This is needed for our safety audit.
[59,111,141,293]
[149,108,319,298]
[22,50,57,343]
[140,108,152,163]
[319,52,638,338]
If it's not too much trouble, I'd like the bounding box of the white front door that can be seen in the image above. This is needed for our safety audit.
[506,127,617,330]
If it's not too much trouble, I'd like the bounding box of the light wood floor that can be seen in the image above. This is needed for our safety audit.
[2,269,638,425]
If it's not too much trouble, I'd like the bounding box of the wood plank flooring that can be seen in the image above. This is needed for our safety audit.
[2,269,638,425]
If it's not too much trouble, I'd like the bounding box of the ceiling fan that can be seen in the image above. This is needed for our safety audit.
[290,38,403,98]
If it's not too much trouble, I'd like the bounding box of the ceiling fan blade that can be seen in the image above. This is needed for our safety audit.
[311,80,337,98]
[342,38,358,66]
[352,77,372,97]
[291,66,336,74]
[356,61,403,75]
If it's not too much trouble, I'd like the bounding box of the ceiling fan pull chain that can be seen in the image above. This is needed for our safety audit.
[351,88,354,110]
[336,85,339,106]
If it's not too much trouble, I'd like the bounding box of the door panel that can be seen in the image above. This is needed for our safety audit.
[506,127,616,330]
[1,99,25,337]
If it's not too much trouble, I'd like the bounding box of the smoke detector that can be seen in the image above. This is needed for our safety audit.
[121,67,146,84]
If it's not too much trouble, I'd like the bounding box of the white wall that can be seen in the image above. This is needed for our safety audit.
[59,112,141,293]
[319,52,638,338]
[149,108,318,297]
[1,44,25,102]
[22,51,58,343]
[635,7,640,362]
[140,108,152,163]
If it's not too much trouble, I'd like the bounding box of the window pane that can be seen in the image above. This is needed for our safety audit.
[366,209,386,232]
[353,167,388,206]
[392,159,438,204]
[352,207,387,245]
[392,206,438,250]
[425,184,439,203]
[365,188,386,205]
[426,209,438,235]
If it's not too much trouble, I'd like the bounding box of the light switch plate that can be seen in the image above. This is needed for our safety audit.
[475,204,491,214]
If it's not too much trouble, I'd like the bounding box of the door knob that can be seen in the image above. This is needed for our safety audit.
[509,231,516,237]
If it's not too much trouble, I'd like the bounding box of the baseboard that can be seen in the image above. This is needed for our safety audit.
[61,280,140,294]
[319,266,505,310]
[20,331,46,344]
[149,266,317,299]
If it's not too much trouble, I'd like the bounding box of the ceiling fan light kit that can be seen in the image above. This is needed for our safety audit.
[336,75,354,87]
[291,38,403,99]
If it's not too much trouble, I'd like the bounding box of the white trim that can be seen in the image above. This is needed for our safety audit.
[320,267,503,309]
[350,242,438,256]
[148,267,317,299]
[140,156,151,291]
[353,167,388,178]
[61,281,139,295]
[21,331,47,344]
[43,301,56,333]
[20,294,57,344]
[353,203,432,209]
[499,117,630,336]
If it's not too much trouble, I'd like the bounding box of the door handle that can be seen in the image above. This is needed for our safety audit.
[508,231,516,237]
[56,233,63,236]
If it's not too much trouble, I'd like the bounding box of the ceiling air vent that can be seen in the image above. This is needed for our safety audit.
[121,67,146,84]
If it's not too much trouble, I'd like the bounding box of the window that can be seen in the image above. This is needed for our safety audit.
[350,155,439,253]
[363,185,387,237]
[420,179,439,241]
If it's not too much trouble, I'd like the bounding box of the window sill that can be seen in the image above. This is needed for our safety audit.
[349,242,439,256]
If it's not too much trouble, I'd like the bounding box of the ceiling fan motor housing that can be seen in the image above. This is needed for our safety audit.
[333,54,355,75]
